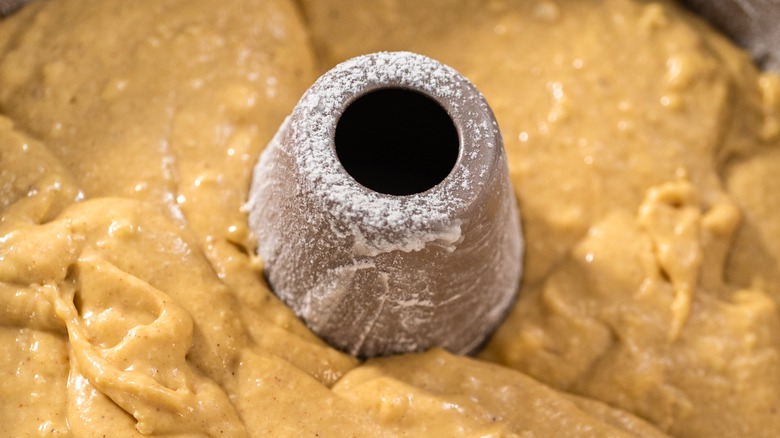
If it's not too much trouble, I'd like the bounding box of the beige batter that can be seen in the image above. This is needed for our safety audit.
[0,0,778,436]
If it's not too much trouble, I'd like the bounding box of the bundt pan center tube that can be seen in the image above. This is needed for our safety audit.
[247,52,523,358]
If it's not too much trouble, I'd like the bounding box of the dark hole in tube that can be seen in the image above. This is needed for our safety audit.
[335,88,460,196]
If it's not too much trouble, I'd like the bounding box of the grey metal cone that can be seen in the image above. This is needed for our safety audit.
[247,52,523,358]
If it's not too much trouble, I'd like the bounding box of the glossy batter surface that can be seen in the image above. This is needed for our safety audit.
[1,0,778,436]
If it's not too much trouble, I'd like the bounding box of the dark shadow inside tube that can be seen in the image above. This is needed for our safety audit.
[335,88,459,196]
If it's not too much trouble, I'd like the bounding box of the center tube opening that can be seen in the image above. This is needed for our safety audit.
[335,88,460,196]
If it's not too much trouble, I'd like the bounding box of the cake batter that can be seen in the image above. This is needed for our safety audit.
[1,0,778,436]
